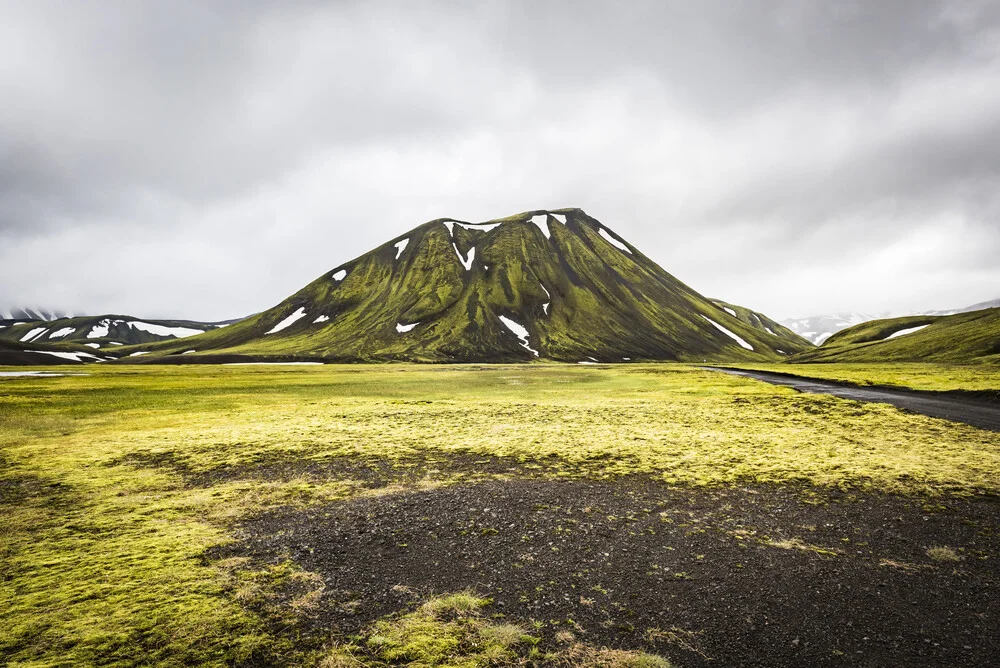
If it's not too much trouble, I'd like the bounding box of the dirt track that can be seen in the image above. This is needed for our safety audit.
[704,367,1000,432]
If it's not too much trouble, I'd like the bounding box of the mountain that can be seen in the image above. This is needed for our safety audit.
[709,300,813,354]
[919,297,1000,317]
[113,208,806,364]
[780,313,886,345]
[0,315,236,350]
[790,308,1000,364]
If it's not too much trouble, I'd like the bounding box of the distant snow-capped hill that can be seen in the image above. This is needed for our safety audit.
[0,315,235,348]
[919,297,1000,316]
[780,313,886,345]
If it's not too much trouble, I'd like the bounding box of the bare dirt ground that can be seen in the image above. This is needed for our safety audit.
[215,477,1000,667]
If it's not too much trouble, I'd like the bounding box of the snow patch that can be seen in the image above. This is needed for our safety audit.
[396,322,419,333]
[598,228,632,254]
[394,238,410,259]
[266,307,308,334]
[182,350,197,354]
[108,342,124,346]
[88,320,112,338]
[0,371,83,377]
[20,327,48,342]
[551,213,567,224]
[541,284,551,315]
[129,321,203,338]
[129,351,150,357]
[332,269,347,281]
[764,326,775,335]
[776,350,786,354]
[458,222,502,233]
[85,343,101,349]
[499,315,539,357]
[702,316,754,350]
[578,361,598,365]
[313,315,330,323]
[452,243,475,270]
[49,327,77,339]
[886,324,930,340]
[529,214,551,240]
[815,332,834,345]
[28,350,101,362]
[722,307,736,316]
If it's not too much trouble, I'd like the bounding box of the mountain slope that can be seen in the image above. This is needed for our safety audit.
[0,315,235,350]
[790,308,1000,364]
[709,299,813,354]
[118,208,796,363]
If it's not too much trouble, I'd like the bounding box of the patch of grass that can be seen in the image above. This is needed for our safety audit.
[766,537,839,557]
[556,644,673,667]
[364,592,533,666]
[926,546,961,562]
[320,592,671,668]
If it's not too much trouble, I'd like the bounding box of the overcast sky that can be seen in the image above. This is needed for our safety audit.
[1,0,998,321]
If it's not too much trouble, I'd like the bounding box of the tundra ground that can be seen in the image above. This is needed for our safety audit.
[1,363,998,666]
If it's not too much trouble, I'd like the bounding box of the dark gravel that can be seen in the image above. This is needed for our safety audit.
[216,478,1000,667]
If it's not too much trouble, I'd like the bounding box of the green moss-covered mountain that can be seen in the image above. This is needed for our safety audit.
[790,308,1000,364]
[114,208,809,364]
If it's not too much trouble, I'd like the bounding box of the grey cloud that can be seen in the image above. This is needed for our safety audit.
[0,0,998,319]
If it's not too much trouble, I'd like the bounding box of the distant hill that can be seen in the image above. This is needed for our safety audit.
[790,308,1000,364]
[0,315,236,351]
[920,297,1000,316]
[113,208,802,364]
[780,313,886,345]
[783,297,1000,345]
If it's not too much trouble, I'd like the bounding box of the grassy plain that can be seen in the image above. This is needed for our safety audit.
[2,363,999,666]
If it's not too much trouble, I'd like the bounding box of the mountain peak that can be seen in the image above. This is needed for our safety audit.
[110,210,812,364]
